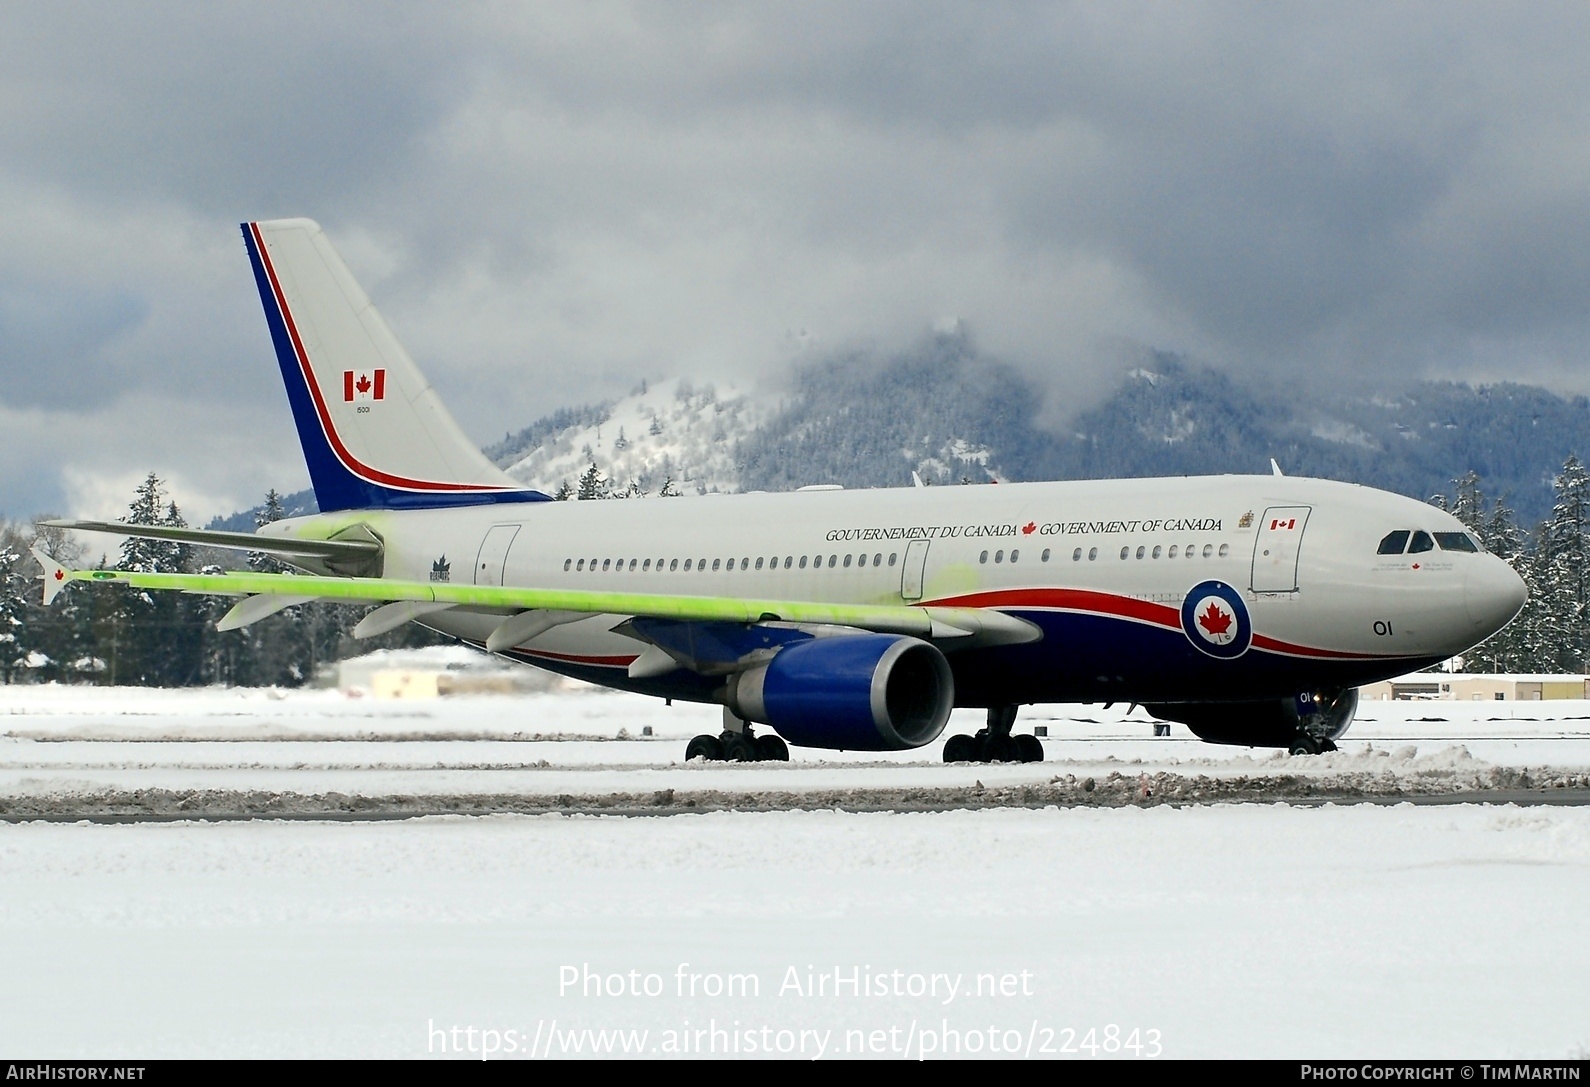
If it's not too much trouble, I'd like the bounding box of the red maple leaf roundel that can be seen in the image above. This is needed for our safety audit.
[1197,601,1233,637]
[1021,522,1037,535]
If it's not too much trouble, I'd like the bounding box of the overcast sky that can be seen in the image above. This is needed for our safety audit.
[4,2,1590,520]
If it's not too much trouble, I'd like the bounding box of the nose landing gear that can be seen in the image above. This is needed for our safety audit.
[943,705,1045,763]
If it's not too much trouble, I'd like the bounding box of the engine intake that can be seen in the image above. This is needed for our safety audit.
[726,634,954,751]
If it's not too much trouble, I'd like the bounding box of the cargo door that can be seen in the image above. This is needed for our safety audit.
[1250,506,1311,593]
[474,524,521,586]
[901,540,931,601]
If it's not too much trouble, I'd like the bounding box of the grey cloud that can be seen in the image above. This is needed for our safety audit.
[4,3,1590,517]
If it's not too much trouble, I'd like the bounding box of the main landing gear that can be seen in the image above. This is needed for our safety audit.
[685,709,790,762]
[943,705,1044,764]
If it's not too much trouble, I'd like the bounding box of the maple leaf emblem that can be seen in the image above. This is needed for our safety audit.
[1021,522,1037,535]
[53,570,63,581]
[356,373,372,395]
[1197,601,1233,637]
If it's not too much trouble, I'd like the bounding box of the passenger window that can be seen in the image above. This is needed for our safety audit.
[1435,532,1479,553]
[1408,531,1435,554]
[1201,544,1213,558]
[565,559,573,571]
[602,559,611,572]
[643,559,651,571]
[1151,545,1161,559]
[712,559,721,571]
[670,559,679,571]
[874,553,882,566]
[1010,549,1019,563]
[980,550,989,564]
[994,550,1004,564]
[1088,547,1097,561]
[755,557,764,570]
[827,555,837,568]
[699,557,707,570]
[684,559,692,571]
[1168,545,1178,559]
[630,559,638,571]
[740,558,749,570]
[1378,530,1411,555]
[799,556,808,569]
[1218,543,1229,557]
[1072,548,1081,562]
[1119,546,1129,560]
[844,554,853,568]
[888,553,897,566]
[1135,546,1145,559]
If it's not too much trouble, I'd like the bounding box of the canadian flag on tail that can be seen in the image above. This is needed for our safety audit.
[343,369,386,402]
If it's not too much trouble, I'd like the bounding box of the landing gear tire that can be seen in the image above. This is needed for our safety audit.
[721,733,758,762]
[1288,734,1322,756]
[983,732,1020,763]
[1014,734,1044,763]
[943,734,979,763]
[685,734,724,761]
[755,734,790,762]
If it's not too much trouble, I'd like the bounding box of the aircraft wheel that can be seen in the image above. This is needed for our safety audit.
[1014,734,1045,763]
[1288,734,1321,756]
[943,734,979,763]
[721,733,758,762]
[755,734,790,762]
[685,734,723,762]
[984,733,1021,763]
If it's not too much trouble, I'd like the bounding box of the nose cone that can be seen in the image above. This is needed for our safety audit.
[1464,557,1528,636]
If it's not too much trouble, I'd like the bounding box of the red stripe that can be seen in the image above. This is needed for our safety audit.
[926,587,1181,629]
[250,222,507,493]
[343,370,354,402]
[373,368,385,400]
[924,587,1409,661]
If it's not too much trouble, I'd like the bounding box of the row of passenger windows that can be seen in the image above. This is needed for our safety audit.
[1376,530,1480,556]
[978,543,1230,563]
[562,541,1233,573]
[564,553,902,573]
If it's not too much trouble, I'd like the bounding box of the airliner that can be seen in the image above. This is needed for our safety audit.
[36,219,1528,762]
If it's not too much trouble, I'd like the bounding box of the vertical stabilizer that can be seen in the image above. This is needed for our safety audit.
[243,218,548,511]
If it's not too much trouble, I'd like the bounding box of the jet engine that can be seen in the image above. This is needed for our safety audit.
[725,634,954,751]
[1144,688,1359,750]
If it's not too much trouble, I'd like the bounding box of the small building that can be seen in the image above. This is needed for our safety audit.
[1359,673,1590,701]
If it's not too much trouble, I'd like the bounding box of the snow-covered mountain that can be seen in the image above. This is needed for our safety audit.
[497,378,771,497]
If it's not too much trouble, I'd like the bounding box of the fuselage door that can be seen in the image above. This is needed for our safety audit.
[474,524,521,586]
[901,540,931,601]
[1250,506,1311,593]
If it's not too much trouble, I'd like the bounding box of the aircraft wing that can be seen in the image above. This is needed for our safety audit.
[31,550,1038,654]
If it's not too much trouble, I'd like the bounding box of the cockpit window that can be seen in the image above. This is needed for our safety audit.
[1407,530,1435,554]
[1377,530,1411,555]
[1435,532,1479,553]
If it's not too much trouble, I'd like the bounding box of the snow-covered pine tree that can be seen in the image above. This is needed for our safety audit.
[576,462,605,500]
[249,488,290,573]
[1529,456,1590,672]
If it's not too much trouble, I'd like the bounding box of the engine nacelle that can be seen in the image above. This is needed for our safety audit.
[1145,688,1359,748]
[725,634,954,751]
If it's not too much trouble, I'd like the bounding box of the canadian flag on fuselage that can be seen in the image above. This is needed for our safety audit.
[343,369,386,402]
[1270,517,1297,530]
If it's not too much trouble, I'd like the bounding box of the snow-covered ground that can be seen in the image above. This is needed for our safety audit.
[0,684,1587,1058]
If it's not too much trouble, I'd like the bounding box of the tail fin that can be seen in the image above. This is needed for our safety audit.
[242,219,548,511]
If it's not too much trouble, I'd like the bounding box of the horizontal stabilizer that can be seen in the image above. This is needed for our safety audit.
[45,520,382,562]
